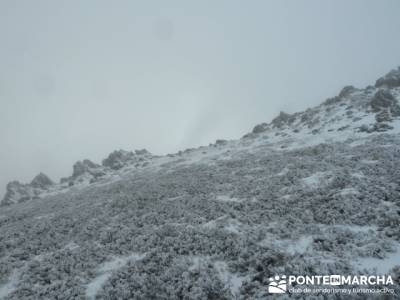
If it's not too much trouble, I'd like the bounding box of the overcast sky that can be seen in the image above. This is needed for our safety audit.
[1,0,400,195]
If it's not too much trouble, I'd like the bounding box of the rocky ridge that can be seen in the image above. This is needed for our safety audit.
[2,68,400,207]
[1,150,154,207]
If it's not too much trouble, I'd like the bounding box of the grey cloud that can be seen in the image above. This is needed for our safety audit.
[1,0,400,195]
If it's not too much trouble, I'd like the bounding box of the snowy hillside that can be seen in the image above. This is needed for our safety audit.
[1,68,400,299]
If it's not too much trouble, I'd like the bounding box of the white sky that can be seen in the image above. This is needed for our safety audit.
[1,0,400,195]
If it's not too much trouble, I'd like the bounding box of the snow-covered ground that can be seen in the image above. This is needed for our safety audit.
[85,253,145,299]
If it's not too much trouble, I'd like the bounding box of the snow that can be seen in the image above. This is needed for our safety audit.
[85,253,145,299]
[302,172,331,188]
[188,256,210,271]
[215,195,242,203]
[352,172,365,179]
[175,145,234,166]
[98,253,145,273]
[224,220,242,234]
[34,213,55,220]
[337,188,359,196]
[237,90,400,154]
[202,216,227,229]
[0,270,19,300]
[214,261,248,296]
[277,167,289,176]
[201,216,243,234]
[85,273,110,300]
[353,243,400,274]
[286,236,313,255]
[313,223,377,235]
[0,252,51,299]
[329,224,377,233]
[63,242,80,251]
[187,257,249,296]
[361,159,379,164]
[259,224,378,258]
[259,234,313,255]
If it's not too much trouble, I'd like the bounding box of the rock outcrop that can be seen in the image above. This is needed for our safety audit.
[102,149,152,170]
[338,85,357,98]
[60,159,107,186]
[251,123,268,134]
[271,111,294,129]
[72,159,104,178]
[375,67,400,88]
[102,150,135,170]
[1,172,54,206]
[245,71,400,140]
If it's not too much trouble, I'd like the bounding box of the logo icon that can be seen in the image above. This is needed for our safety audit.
[330,275,341,285]
[268,275,287,293]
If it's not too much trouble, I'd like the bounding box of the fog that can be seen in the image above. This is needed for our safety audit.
[1,0,400,195]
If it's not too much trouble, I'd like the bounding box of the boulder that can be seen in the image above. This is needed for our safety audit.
[215,139,228,146]
[252,123,268,134]
[338,85,356,98]
[30,173,54,189]
[73,159,102,178]
[271,111,293,128]
[102,150,136,170]
[324,96,341,106]
[135,149,150,155]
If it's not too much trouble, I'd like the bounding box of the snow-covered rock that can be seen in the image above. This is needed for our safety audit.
[102,149,153,170]
[0,181,37,206]
[1,173,54,207]
[59,159,107,187]
[338,85,357,98]
[72,159,102,178]
[370,89,400,117]
[30,173,54,189]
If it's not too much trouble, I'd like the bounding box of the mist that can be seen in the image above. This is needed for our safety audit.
[1,0,400,195]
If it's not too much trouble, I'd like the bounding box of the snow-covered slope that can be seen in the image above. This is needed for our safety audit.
[1,68,400,299]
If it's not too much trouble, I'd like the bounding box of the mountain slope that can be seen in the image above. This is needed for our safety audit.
[1,68,400,299]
